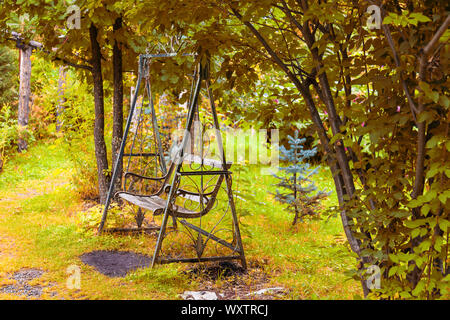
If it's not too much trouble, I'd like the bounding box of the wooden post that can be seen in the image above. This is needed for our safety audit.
[56,66,67,132]
[18,45,32,152]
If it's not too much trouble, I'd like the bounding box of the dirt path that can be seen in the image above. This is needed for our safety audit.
[0,154,71,299]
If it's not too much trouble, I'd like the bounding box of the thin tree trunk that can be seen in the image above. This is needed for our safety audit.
[56,66,67,132]
[292,172,299,225]
[89,23,110,204]
[231,5,370,296]
[112,17,124,192]
[17,45,32,152]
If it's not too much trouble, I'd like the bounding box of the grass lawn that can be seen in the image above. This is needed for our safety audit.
[0,141,362,299]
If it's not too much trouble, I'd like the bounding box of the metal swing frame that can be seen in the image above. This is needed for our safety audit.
[98,54,246,270]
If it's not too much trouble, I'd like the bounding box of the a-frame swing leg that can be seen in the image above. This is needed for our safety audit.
[225,174,247,270]
[151,62,204,267]
[151,177,179,267]
[150,202,170,267]
[206,69,247,270]
[144,66,178,230]
[151,60,246,269]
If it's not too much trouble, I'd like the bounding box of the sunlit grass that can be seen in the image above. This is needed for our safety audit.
[0,142,362,300]
[0,141,71,190]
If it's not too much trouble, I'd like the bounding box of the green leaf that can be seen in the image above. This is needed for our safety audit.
[418,240,431,252]
[423,189,437,202]
[439,219,450,232]
[411,228,421,238]
[439,95,449,109]
[329,133,343,145]
[439,193,447,204]
[389,253,399,263]
[409,13,432,24]
[407,198,423,208]
[421,204,431,215]
[404,219,425,229]
[425,135,441,149]
[388,266,398,277]
[400,291,413,299]
[412,280,426,296]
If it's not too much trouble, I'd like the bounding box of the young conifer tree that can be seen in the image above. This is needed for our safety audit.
[272,130,329,225]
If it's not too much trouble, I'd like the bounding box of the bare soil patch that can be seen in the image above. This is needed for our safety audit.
[80,250,152,277]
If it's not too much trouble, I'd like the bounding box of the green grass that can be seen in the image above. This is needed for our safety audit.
[0,141,71,190]
[0,141,362,300]
[229,164,359,299]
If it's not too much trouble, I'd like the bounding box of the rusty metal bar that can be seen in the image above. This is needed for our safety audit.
[178,219,239,253]
[177,171,231,176]
[158,255,242,264]
[123,152,159,157]
[103,227,161,233]
[103,226,176,233]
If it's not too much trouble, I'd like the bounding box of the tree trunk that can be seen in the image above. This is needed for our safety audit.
[89,23,110,204]
[112,17,124,192]
[56,66,67,132]
[17,45,32,152]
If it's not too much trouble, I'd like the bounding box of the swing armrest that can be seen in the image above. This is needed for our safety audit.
[183,154,232,169]
[162,184,209,195]
[124,171,167,181]
[177,170,231,176]
[177,188,214,199]
[162,184,213,201]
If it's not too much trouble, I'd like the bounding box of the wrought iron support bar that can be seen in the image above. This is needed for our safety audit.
[179,219,240,253]
[123,152,159,157]
[177,171,231,176]
[158,255,242,264]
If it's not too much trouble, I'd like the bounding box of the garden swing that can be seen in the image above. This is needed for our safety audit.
[98,53,247,270]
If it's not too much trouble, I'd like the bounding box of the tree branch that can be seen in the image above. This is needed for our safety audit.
[8,31,93,72]
[422,15,450,57]
[382,24,419,123]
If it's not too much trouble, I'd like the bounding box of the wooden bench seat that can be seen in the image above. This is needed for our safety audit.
[118,192,198,216]
[117,154,231,219]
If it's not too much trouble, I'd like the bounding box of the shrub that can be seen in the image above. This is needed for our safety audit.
[76,203,135,234]
[0,46,18,107]
[0,105,17,170]
[65,137,99,200]
[0,105,34,169]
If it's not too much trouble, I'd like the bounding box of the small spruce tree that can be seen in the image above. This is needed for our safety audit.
[272,130,329,225]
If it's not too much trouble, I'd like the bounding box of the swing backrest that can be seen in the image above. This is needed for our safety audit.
[166,153,232,219]
[122,156,176,197]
